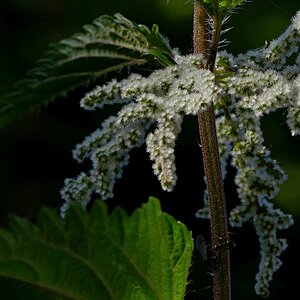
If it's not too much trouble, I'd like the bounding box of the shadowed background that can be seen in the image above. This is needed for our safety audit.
[0,0,299,299]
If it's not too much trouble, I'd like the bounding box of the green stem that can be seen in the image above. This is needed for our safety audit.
[193,2,231,299]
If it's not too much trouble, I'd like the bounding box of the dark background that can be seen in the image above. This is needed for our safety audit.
[0,0,299,299]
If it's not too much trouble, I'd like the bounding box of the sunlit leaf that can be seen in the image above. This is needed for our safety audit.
[0,198,193,300]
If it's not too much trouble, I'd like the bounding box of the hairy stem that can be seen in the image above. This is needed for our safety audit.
[193,2,231,299]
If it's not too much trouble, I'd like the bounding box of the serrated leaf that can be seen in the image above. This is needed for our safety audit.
[198,0,246,18]
[0,14,175,127]
[0,198,193,300]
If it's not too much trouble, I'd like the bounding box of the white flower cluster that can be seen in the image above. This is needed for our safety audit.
[61,116,150,215]
[60,172,94,218]
[233,10,300,70]
[61,54,220,213]
[146,113,182,191]
[196,11,300,297]
[228,118,293,297]
[61,10,300,297]
[81,79,127,110]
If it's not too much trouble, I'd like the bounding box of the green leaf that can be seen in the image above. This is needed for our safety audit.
[0,198,193,300]
[139,24,176,67]
[0,14,175,127]
[198,0,246,19]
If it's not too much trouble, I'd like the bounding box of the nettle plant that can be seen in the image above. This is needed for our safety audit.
[0,0,299,299]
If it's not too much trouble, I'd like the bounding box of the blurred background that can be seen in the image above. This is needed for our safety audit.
[0,0,299,299]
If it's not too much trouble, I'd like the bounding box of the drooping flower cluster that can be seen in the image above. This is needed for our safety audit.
[197,11,300,296]
[61,10,300,297]
[61,54,220,212]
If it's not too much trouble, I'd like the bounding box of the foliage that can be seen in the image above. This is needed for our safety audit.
[0,14,174,127]
[198,0,246,18]
[0,198,193,300]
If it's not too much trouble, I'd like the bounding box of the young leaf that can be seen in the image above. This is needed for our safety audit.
[198,0,245,19]
[0,14,175,127]
[0,198,193,300]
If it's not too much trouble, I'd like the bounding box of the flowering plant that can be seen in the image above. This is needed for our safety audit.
[0,1,299,299]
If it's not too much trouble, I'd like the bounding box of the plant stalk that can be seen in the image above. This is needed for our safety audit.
[193,1,231,299]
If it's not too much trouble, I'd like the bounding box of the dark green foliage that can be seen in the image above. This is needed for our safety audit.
[0,198,193,300]
[0,14,175,127]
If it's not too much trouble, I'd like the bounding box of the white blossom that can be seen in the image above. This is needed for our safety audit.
[60,172,94,218]
[62,54,219,207]
[61,10,300,297]
[146,113,182,191]
[81,79,126,110]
